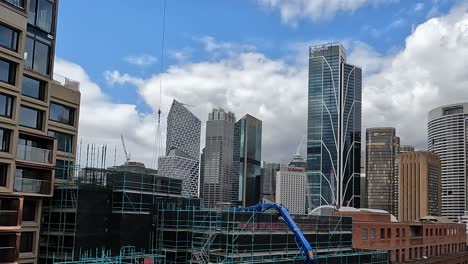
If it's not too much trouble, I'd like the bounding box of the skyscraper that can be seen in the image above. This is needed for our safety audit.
[158,100,201,197]
[365,128,400,216]
[428,103,468,220]
[276,165,306,215]
[307,43,362,209]
[0,1,81,263]
[233,114,262,206]
[202,108,235,208]
[399,151,441,222]
[261,162,280,202]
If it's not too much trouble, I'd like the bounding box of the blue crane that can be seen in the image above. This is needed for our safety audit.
[232,203,316,264]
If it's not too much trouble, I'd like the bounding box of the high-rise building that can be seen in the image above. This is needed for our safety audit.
[261,162,280,202]
[307,43,362,209]
[365,127,400,217]
[393,144,413,218]
[399,145,415,153]
[428,103,468,220]
[202,108,235,208]
[158,100,201,197]
[276,165,306,215]
[232,114,262,206]
[399,151,441,222]
[0,1,81,263]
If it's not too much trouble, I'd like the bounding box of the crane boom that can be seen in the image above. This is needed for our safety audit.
[120,134,131,164]
[232,203,316,263]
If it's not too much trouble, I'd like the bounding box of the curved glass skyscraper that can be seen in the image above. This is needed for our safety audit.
[428,102,468,220]
[307,43,362,209]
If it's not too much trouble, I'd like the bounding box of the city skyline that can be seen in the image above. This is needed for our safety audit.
[51,1,467,167]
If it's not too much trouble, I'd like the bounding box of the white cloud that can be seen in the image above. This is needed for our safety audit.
[414,2,425,12]
[54,59,161,168]
[124,54,157,66]
[257,0,398,24]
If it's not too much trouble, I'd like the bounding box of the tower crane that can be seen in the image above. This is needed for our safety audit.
[120,134,131,164]
[232,203,316,264]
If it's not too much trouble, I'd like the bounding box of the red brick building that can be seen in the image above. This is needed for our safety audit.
[340,211,467,263]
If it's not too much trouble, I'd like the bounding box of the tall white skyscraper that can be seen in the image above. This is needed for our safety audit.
[276,165,306,215]
[158,100,201,197]
[428,102,468,220]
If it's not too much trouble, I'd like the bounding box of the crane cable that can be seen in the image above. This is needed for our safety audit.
[152,0,167,169]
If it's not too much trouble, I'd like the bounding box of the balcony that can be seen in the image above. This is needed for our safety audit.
[0,232,19,263]
[0,196,22,229]
[53,73,80,91]
[13,166,53,196]
[16,133,55,166]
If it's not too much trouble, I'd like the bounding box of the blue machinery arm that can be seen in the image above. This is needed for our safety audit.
[232,203,316,264]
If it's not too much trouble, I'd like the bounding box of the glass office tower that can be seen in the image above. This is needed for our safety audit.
[307,43,362,210]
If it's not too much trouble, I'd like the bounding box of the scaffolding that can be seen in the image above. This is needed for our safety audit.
[156,207,389,264]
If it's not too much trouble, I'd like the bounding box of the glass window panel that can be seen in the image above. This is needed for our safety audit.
[19,232,34,253]
[48,130,72,152]
[0,24,18,51]
[24,37,33,70]
[5,0,25,8]
[28,0,37,24]
[0,163,7,187]
[22,76,45,100]
[19,106,43,130]
[0,128,11,152]
[0,58,16,85]
[33,40,50,75]
[0,93,13,118]
[49,103,74,125]
[22,200,36,221]
[36,0,53,32]
[55,159,73,180]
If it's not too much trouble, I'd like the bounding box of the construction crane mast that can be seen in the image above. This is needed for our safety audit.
[120,134,131,164]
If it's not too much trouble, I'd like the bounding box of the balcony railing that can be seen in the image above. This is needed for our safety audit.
[16,144,53,164]
[53,73,80,91]
[14,177,51,195]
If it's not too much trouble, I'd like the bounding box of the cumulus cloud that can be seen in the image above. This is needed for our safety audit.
[54,58,161,168]
[124,54,157,66]
[257,0,398,24]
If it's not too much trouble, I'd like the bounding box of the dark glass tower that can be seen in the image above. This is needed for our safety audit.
[307,43,362,209]
[232,114,262,206]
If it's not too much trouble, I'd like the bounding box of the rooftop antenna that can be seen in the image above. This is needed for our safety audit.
[121,134,131,165]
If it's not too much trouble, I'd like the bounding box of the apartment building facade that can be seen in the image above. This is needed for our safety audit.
[0,1,80,263]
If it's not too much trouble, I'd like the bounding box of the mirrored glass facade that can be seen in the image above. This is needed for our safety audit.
[307,43,362,210]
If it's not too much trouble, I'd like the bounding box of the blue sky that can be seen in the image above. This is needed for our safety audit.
[56,0,453,111]
[53,0,468,165]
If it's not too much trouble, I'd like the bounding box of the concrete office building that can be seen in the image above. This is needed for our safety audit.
[307,43,362,209]
[366,127,400,217]
[260,162,280,202]
[428,103,468,220]
[232,114,262,206]
[0,1,81,263]
[275,165,306,215]
[399,151,441,222]
[158,100,201,197]
[400,145,415,153]
[202,108,235,208]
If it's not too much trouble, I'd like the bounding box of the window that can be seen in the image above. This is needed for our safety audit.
[22,76,45,100]
[0,163,7,187]
[19,106,43,130]
[48,130,72,152]
[0,93,13,118]
[381,228,385,239]
[402,228,406,238]
[49,102,74,125]
[4,0,25,8]
[362,229,368,240]
[370,228,375,239]
[22,200,36,221]
[24,35,51,75]
[55,159,72,180]
[0,23,19,51]
[28,0,54,33]
[19,232,34,253]
[0,58,16,85]
[0,128,11,152]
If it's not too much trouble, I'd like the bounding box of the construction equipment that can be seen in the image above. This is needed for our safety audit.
[232,203,316,264]
[120,134,131,164]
